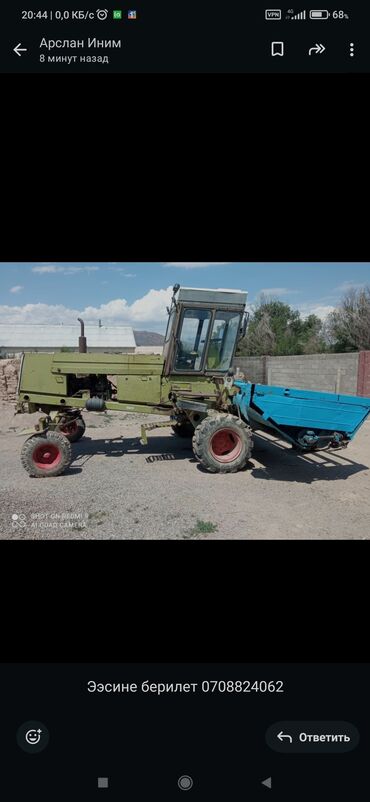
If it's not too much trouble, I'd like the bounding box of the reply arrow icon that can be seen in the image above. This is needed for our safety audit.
[14,43,27,57]
[277,730,293,743]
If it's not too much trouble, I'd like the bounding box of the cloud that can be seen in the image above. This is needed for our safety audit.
[61,266,99,274]
[32,265,99,275]
[32,266,59,273]
[258,288,300,296]
[0,286,174,328]
[296,303,336,321]
[112,268,136,274]
[335,281,367,292]
[163,262,232,268]
[128,287,172,321]
[10,285,24,294]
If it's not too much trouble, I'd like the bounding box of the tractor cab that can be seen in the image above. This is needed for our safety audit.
[163,285,248,376]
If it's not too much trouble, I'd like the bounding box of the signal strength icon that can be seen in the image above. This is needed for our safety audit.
[287,9,307,19]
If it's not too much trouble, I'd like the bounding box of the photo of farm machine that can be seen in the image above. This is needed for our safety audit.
[15,285,370,476]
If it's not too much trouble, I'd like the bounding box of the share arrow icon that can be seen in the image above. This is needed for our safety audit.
[309,43,326,55]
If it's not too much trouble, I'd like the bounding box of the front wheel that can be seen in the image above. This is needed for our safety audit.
[20,431,73,477]
[192,414,253,473]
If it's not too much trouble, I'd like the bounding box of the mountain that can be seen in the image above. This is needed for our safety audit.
[134,330,165,346]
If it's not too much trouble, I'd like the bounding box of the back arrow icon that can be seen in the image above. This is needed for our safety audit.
[14,43,27,57]
[309,43,325,55]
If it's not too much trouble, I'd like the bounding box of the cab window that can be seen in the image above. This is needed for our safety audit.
[174,309,211,371]
[206,311,241,371]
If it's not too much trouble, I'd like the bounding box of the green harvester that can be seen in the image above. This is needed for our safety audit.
[16,285,251,476]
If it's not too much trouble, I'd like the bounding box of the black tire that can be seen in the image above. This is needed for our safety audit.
[56,416,86,443]
[21,432,73,477]
[192,414,253,473]
[171,422,195,438]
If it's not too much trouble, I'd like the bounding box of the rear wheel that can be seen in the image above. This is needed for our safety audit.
[192,414,253,473]
[56,416,86,443]
[21,431,73,477]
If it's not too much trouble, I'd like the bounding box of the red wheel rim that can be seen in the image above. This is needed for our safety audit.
[59,420,78,436]
[210,428,243,463]
[33,443,62,470]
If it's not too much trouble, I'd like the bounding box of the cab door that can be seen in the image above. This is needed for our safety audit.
[172,308,212,373]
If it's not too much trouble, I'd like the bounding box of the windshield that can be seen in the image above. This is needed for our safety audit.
[206,311,241,371]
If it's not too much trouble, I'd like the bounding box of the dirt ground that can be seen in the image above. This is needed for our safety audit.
[0,403,369,539]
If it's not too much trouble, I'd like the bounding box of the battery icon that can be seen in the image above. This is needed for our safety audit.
[310,9,330,18]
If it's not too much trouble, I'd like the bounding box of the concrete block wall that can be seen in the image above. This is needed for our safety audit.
[233,357,266,384]
[266,353,359,395]
[234,352,369,396]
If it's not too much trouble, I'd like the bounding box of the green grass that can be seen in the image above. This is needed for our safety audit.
[188,519,218,538]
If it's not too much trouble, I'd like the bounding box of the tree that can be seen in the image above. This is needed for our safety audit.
[325,286,370,352]
[238,309,276,356]
[237,297,325,356]
[300,314,327,354]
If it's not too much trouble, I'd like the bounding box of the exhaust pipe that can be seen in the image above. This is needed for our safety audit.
[77,318,87,353]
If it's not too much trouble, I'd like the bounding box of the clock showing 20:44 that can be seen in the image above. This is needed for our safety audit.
[21,10,49,19]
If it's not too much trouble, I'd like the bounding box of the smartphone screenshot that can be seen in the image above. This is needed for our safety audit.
[0,662,366,800]
[0,1,368,73]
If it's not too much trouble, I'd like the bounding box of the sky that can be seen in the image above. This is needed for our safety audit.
[0,262,369,333]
